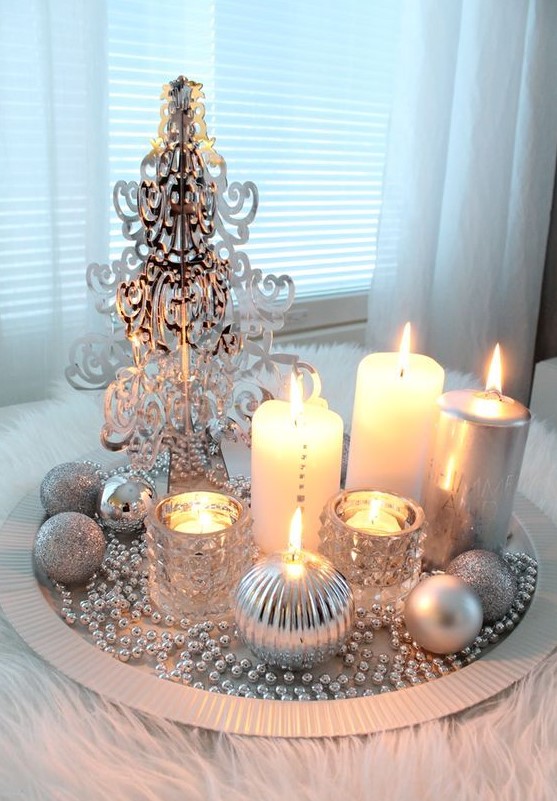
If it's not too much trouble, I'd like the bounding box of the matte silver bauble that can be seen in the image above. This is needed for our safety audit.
[446,549,517,623]
[40,462,104,518]
[404,574,483,654]
[34,512,106,585]
[98,475,155,536]
[235,551,354,669]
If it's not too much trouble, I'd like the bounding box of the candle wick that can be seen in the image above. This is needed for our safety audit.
[399,367,405,379]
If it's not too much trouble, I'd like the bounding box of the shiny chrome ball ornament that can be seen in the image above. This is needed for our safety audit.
[234,552,354,669]
[98,474,156,536]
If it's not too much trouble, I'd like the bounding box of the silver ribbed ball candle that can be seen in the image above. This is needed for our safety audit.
[235,550,354,670]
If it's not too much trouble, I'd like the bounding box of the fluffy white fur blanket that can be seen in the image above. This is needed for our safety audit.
[1,343,557,801]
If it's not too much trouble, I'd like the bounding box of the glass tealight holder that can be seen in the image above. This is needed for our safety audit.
[145,491,253,619]
[319,489,426,607]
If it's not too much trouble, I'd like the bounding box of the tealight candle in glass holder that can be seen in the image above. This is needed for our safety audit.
[319,489,426,607]
[145,491,253,618]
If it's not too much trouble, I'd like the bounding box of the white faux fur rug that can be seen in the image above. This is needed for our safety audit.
[1,343,557,801]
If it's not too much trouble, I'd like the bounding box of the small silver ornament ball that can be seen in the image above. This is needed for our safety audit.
[34,512,106,585]
[98,475,155,536]
[404,574,483,655]
[235,551,354,670]
[40,462,104,518]
[446,549,518,623]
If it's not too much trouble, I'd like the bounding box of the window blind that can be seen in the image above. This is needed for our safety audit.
[107,0,400,297]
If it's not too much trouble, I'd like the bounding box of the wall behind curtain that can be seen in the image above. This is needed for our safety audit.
[367,0,557,402]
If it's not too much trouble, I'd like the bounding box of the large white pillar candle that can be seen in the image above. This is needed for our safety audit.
[251,376,343,554]
[346,324,445,500]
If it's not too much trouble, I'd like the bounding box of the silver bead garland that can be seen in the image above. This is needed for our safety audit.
[48,460,537,699]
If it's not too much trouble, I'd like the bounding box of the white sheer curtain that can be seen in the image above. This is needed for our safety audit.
[0,0,109,406]
[367,0,557,402]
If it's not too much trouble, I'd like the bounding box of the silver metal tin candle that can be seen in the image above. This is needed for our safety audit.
[423,347,530,569]
[235,510,354,669]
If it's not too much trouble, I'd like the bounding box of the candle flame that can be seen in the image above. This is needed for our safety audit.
[368,498,381,525]
[485,343,503,394]
[290,373,304,424]
[198,509,214,532]
[398,322,411,378]
[288,507,303,556]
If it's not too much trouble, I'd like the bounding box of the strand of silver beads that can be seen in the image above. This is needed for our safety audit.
[83,451,170,485]
[53,466,537,699]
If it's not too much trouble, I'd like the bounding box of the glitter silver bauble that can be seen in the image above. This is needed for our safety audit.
[98,475,155,536]
[235,551,354,669]
[404,574,483,654]
[40,462,104,518]
[446,549,518,623]
[34,512,106,585]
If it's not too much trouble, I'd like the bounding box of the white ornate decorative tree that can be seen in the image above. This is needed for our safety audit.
[67,77,315,478]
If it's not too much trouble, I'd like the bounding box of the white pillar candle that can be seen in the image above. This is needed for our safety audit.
[346,324,445,500]
[251,376,343,554]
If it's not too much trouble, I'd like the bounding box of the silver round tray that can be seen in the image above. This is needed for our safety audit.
[0,489,556,738]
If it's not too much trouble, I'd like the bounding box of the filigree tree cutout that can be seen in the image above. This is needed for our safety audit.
[67,77,312,469]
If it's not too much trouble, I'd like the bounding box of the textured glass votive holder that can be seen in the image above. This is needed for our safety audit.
[319,489,426,607]
[145,491,253,619]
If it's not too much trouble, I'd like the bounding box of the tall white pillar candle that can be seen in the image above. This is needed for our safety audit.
[346,324,445,500]
[251,379,343,554]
